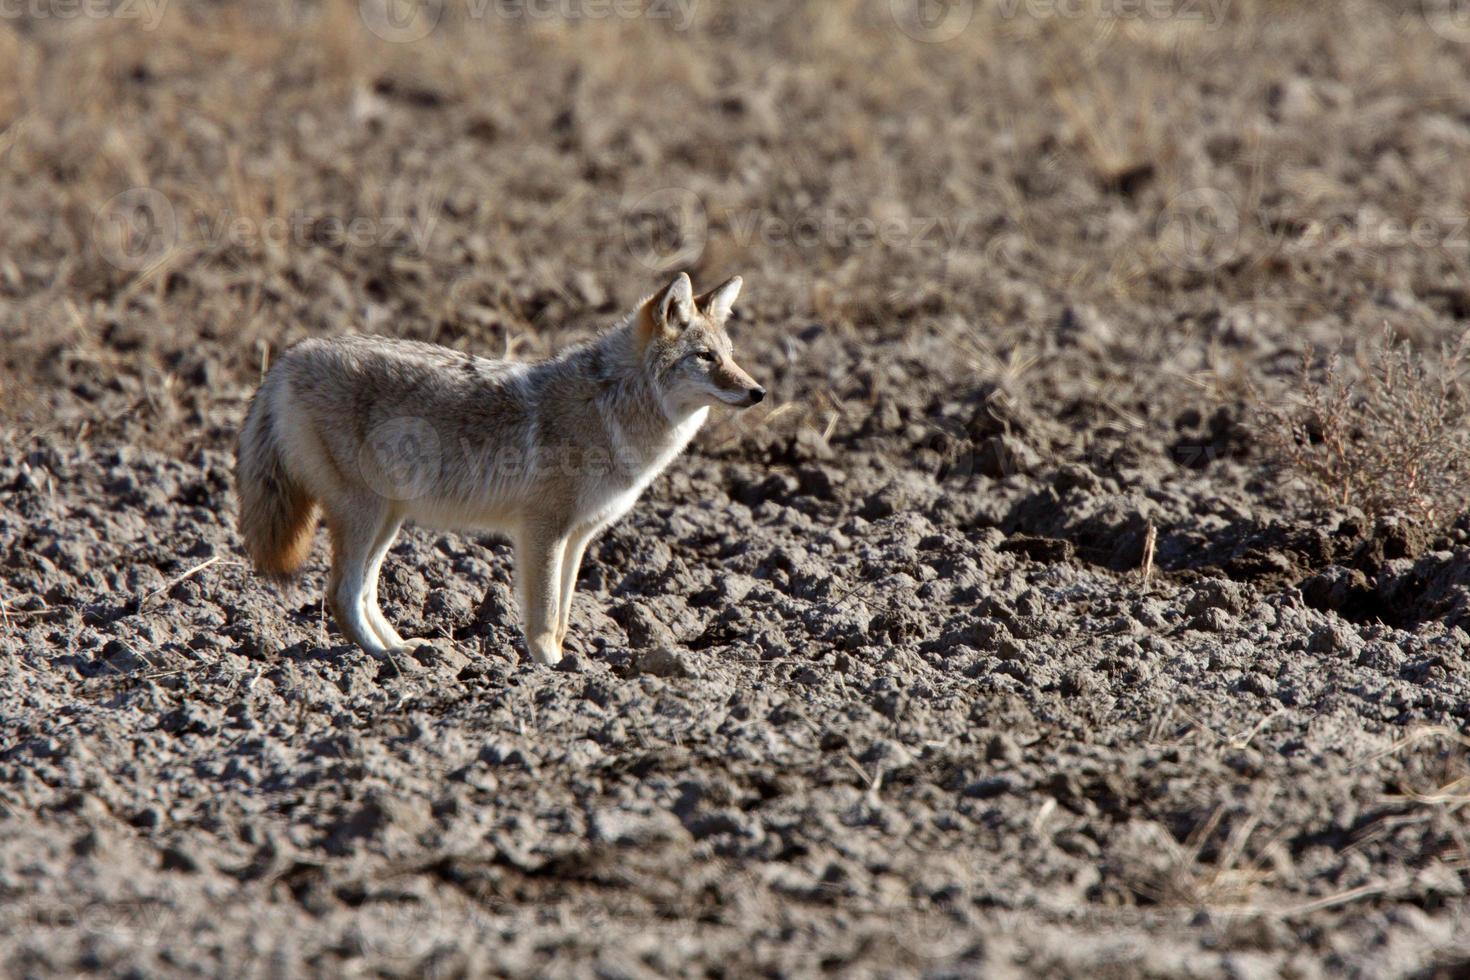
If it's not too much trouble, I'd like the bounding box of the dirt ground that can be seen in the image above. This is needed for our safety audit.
[4,0,1470,976]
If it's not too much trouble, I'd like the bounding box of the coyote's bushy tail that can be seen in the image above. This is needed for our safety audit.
[236,382,319,577]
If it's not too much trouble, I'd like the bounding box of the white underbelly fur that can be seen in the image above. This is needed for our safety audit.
[395,407,707,536]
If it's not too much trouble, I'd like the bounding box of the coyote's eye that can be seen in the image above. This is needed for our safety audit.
[695,350,716,363]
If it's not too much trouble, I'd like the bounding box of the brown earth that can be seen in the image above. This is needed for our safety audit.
[4,1,1470,976]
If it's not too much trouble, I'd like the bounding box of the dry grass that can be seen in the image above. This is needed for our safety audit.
[2,0,1470,468]
[1254,329,1470,526]
[1125,805,1279,910]
[1376,726,1470,813]
[1352,727,1470,885]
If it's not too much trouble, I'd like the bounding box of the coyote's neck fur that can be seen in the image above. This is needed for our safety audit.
[579,319,708,469]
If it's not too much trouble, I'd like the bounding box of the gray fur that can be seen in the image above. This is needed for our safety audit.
[235,274,763,664]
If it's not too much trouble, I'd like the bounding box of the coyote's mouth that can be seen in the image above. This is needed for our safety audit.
[717,386,765,408]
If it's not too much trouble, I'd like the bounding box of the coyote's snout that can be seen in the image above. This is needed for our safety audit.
[235,274,761,665]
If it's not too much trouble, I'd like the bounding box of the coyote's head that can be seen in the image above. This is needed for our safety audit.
[639,273,765,417]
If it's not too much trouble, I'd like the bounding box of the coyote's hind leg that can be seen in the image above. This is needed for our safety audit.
[326,499,396,658]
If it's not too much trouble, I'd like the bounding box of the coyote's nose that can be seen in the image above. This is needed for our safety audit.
[748,386,766,405]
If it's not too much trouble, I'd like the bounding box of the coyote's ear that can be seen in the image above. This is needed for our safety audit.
[640,273,694,344]
[659,273,694,330]
[696,275,742,323]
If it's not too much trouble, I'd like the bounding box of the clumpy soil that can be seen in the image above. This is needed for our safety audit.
[4,2,1470,976]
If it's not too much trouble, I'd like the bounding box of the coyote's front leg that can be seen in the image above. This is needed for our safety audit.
[515,521,567,665]
[555,524,597,649]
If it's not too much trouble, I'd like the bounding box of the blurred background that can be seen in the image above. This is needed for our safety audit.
[4,0,1470,459]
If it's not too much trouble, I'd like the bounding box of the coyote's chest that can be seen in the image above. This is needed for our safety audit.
[577,407,707,527]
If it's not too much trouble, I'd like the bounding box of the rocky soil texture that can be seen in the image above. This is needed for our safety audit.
[4,1,1470,976]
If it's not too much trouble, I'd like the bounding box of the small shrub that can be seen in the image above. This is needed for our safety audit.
[1254,329,1470,526]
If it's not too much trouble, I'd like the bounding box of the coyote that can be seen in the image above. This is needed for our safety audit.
[236,274,763,665]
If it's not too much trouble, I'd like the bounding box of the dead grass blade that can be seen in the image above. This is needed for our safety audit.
[139,556,235,608]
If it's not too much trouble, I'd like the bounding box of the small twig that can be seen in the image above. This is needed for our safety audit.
[1273,879,1408,918]
[843,753,879,795]
[140,556,227,608]
[1228,709,1284,750]
[1139,522,1157,582]
[1357,724,1470,768]
[5,607,66,620]
[143,663,216,680]
[831,574,881,609]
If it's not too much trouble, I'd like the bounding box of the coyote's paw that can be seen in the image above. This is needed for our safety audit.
[524,633,563,667]
[383,639,469,673]
[386,638,434,654]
